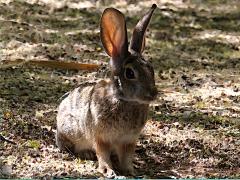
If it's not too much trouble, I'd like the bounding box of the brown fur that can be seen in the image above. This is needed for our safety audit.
[56,79,148,177]
[56,5,157,178]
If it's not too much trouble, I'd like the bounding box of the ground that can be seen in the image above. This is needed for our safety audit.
[0,0,240,178]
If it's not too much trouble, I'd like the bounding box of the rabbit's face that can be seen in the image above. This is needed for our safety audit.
[117,55,158,104]
[100,4,157,104]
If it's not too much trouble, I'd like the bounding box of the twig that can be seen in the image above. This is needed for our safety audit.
[0,19,34,27]
[0,135,16,145]
[0,59,100,71]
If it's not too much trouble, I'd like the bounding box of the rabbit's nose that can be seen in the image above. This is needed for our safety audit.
[150,87,158,99]
[148,87,158,100]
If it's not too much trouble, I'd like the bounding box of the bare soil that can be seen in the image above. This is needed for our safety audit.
[0,0,240,178]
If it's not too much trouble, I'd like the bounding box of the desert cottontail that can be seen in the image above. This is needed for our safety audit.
[56,4,157,178]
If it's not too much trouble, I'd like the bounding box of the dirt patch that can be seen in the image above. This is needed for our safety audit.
[1,0,240,178]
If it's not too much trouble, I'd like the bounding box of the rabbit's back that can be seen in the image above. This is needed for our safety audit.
[56,82,96,149]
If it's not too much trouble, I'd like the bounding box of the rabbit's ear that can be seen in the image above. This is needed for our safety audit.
[100,8,128,59]
[130,4,157,54]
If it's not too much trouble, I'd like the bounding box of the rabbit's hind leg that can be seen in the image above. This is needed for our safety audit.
[74,138,96,160]
[56,131,75,155]
[78,149,97,160]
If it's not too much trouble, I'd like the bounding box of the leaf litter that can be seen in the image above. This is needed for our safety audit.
[0,0,240,178]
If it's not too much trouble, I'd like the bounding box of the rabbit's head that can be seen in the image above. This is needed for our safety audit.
[100,4,158,104]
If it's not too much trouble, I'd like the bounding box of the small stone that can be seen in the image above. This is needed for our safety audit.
[173,122,180,127]
[183,111,192,119]
[1,164,13,176]
[115,175,126,179]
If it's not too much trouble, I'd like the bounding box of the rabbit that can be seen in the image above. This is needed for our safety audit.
[56,4,157,178]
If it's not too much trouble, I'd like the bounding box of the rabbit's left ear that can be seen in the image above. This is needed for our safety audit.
[130,4,157,54]
[100,8,128,59]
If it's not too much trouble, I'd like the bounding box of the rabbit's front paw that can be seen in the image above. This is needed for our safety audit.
[98,165,117,178]
[120,164,135,176]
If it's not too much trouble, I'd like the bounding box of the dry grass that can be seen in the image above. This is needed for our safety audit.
[0,0,240,178]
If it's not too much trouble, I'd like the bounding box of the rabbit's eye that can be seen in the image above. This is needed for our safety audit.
[125,67,135,79]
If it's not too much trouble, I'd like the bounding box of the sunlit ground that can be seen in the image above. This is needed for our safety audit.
[0,0,240,178]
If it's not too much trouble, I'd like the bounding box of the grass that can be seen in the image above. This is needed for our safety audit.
[0,0,240,178]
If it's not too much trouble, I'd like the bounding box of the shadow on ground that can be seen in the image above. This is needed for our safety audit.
[1,0,240,178]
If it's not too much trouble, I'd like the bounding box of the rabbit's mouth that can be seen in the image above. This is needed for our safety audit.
[117,95,153,104]
[135,97,155,104]
[122,94,157,104]
[142,88,158,102]
[115,86,158,104]
[143,95,156,101]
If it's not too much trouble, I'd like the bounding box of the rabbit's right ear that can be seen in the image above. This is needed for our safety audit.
[100,8,128,59]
